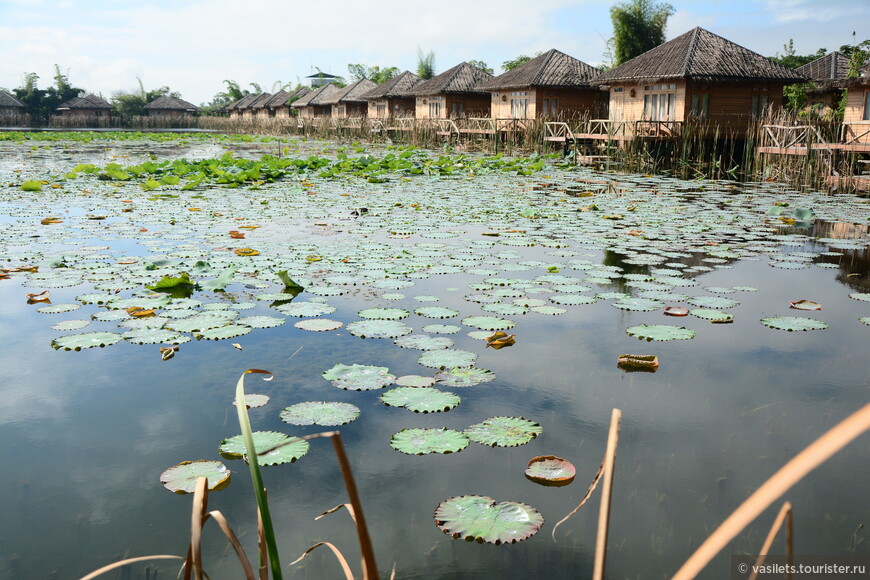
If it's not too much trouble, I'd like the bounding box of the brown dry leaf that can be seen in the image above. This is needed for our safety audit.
[232,343,243,351]
[126,306,155,318]
[26,290,51,303]
[617,354,659,372]
[41,217,63,225]
[234,248,260,256]
[160,346,178,361]
[486,332,516,350]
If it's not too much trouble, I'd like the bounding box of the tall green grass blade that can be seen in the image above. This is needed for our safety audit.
[234,369,282,580]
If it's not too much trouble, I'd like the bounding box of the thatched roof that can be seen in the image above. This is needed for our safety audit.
[480,49,600,90]
[143,95,198,111]
[361,71,422,100]
[409,62,495,96]
[796,52,850,81]
[287,86,311,102]
[0,90,27,109]
[262,90,290,108]
[292,83,340,108]
[250,93,274,109]
[57,94,112,111]
[594,27,806,84]
[225,93,258,111]
[320,78,378,105]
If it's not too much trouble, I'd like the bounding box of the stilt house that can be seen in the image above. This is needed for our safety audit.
[362,71,421,119]
[409,62,494,119]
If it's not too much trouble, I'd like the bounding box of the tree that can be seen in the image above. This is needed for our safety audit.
[609,0,675,65]
[770,39,827,69]
[112,79,180,120]
[13,66,83,124]
[347,64,400,84]
[502,55,532,72]
[417,48,436,80]
[468,60,493,75]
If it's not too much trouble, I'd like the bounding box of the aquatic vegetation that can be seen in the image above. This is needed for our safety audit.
[525,455,576,486]
[434,495,544,544]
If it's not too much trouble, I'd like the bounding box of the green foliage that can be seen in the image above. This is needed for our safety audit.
[417,48,436,79]
[12,65,83,124]
[468,60,494,75]
[502,54,533,72]
[770,39,826,69]
[609,0,675,65]
[347,64,400,84]
[20,180,43,192]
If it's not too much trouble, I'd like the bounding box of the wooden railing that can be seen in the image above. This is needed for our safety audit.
[634,120,682,137]
[584,119,630,137]
[544,122,576,142]
[841,122,870,145]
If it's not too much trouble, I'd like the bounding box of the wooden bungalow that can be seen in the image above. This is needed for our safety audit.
[479,49,606,120]
[795,52,850,115]
[362,71,421,119]
[837,65,870,145]
[142,95,198,119]
[226,93,258,119]
[591,27,805,138]
[265,86,311,118]
[245,93,273,120]
[291,83,340,119]
[55,94,113,121]
[320,78,377,119]
[0,90,28,120]
[409,62,494,119]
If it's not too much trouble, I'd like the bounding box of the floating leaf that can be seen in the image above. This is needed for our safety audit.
[52,319,91,331]
[663,306,689,317]
[421,324,461,334]
[294,319,343,332]
[849,293,870,302]
[280,402,360,426]
[414,306,460,319]
[51,331,123,351]
[358,307,410,320]
[196,324,253,341]
[760,316,828,332]
[625,324,695,342]
[617,354,659,372]
[434,495,543,544]
[381,387,460,413]
[612,297,663,312]
[322,363,395,390]
[395,375,437,387]
[688,296,740,309]
[123,329,188,345]
[434,367,496,387]
[219,431,309,465]
[465,416,542,447]
[690,309,733,322]
[485,332,516,349]
[461,316,515,331]
[418,349,477,370]
[235,394,270,408]
[274,302,336,317]
[390,428,470,455]
[234,248,260,257]
[159,460,231,494]
[525,456,576,486]
[394,334,454,350]
[36,303,80,314]
[236,315,286,328]
[346,319,412,339]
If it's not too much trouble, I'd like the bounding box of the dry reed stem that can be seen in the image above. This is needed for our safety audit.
[747,502,793,580]
[187,476,208,580]
[288,542,355,580]
[315,503,358,525]
[78,555,184,580]
[672,402,870,580]
[593,408,622,580]
[551,461,604,541]
[205,510,256,580]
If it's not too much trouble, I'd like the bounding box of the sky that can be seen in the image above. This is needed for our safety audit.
[0,0,866,106]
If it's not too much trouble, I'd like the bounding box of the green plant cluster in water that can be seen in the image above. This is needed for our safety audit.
[60,149,556,189]
[0,130,288,144]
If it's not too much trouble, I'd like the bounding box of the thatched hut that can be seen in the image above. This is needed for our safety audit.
[245,93,272,119]
[319,78,377,118]
[409,62,494,119]
[55,94,113,122]
[795,52,851,115]
[0,90,28,120]
[291,83,340,119]
[226,93,258,119]
[479,49,606,120]
[836,65,870,145]
[265,86,311,118]
[592,27,805,136]
[143,95,198,119]
[362,71,421,119]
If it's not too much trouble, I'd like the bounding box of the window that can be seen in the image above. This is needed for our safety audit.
[451,102,465,117]
[542,98,558,117]
[376,104,386,118]
[643,84,676,121]
[690,94,709,118]
[863,91,870,121]
[751,94,769,118]
[429,100,442,118]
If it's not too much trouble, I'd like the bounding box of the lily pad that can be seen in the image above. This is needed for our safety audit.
[460,316,515,331]
[434,367,496,387]
[611,297,663,312]
[159,460,231,494]
[51,331,123,351]
[395,374,437,387]
[273,302,336,317]
[760,316,828,332]
[219,431,309,465]
[381,387,460,413]
[280,402,360,426]
[346,319,412,339]
[196,324,253,341]
[690,309,733,322]
[51,319,91,331]
[358,307,410,320]
[524,455,576,486]
[625,324,695,342]
[418,349,477,370]
[236,315,286,328]
[465,416,542,447]
[390,428,470,455]
[421,324,461,334]
[434,495,543,544]
[36,303,81,314]
[394,334,454,350]
[294,319,343,332]
[323,363,395,390]
[849,293,870,302]
[688,296,740,309]
[414,306,460,319]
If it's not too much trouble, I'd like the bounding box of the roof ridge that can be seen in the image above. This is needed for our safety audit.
[531,49,558,86]
[681,27,702,76]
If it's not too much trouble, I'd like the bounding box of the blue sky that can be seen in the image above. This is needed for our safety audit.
[0,0,866,106]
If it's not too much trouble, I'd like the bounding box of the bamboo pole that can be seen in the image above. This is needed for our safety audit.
[593,408,622,580]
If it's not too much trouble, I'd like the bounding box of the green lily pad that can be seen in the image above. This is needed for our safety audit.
[460,316,515,331]
[159,460,231,494]
[465,416,542,447]
[611,297,663,312]
[524,455,576,486]
[51,319,91,331]
[196,324,253,340]
[236,315,286,328]
[434,367,496,387]
[381,387,460,413]
[418,349,477,370]
[280,402,360,426]
[51,331,123,351]
[358,307,410,320]
[434,495,543,544]
[690,309,733,322]
[395,375,437,387]
[273,302,336,317]
[625,324,695,341]
[549,294,597,305]
[323,363,395,390]
[421,324,461,334]
[219,431,309,466]
[688,296,740,309]
[294,319,343,332]
[849,293,870,302]
[531,305,567,315]
[394,334,454,350]
[390,428,470,455]
[36,303,81,314]
[165,314,231,333]
[414,306,460,319]
[760,316,828,332]
[123,329,188,345]
[346,319,412,339]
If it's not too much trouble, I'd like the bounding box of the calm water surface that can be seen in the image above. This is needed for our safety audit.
[0,136,867,580]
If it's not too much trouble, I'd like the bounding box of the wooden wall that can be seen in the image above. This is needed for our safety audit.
[415,94,490,119]
[842,87,870,144]
[368,97,416,118]
[489,87,607,120]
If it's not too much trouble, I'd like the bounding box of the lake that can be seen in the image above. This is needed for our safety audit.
[0,133,867,579]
